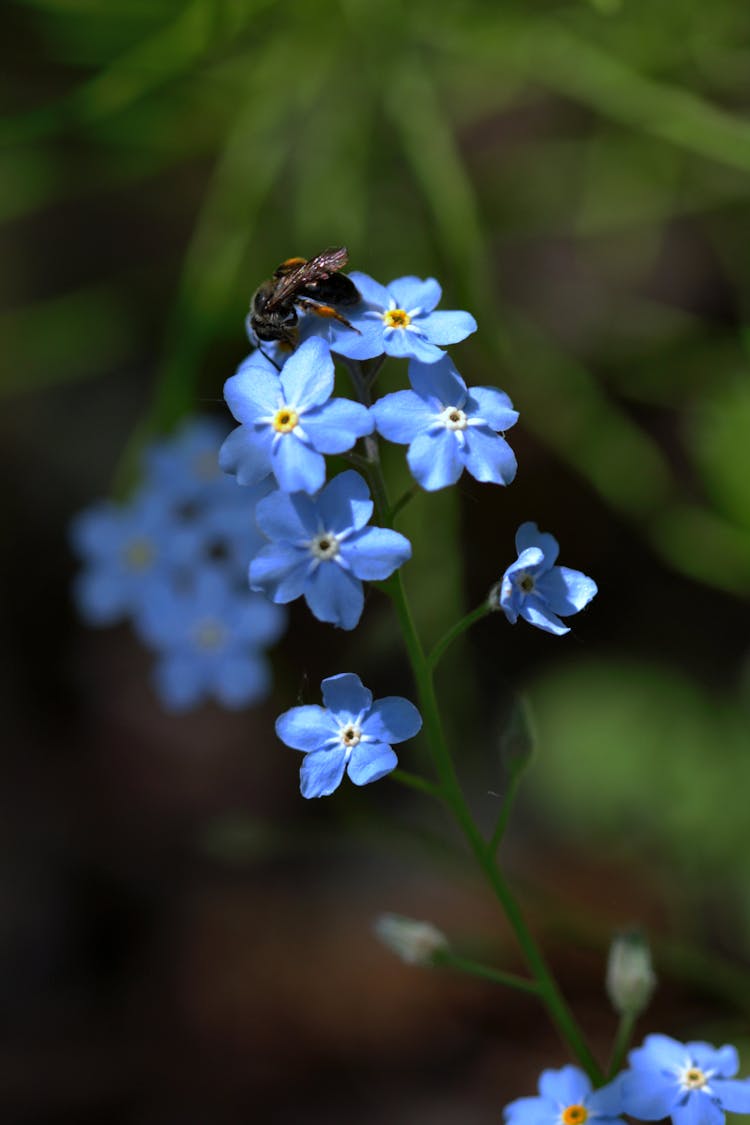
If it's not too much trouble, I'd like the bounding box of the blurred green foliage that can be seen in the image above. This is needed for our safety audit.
[6,0,750,962]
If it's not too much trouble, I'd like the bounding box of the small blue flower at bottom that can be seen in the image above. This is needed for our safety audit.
[503,1065,625,1125]
[275,672,422,798]
[496,521,598,635]
[249,470,411,630]
[620,1035,750,1125]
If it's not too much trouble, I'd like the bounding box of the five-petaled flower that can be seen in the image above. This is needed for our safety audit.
[503,1065,625,1125]
[307,272,477,364]
[371,355,518,490]
[248,470,412,630]
[220,336,373,494]
[496,521,597,635]
[619,1035,750,1125]
[275,672,422,798]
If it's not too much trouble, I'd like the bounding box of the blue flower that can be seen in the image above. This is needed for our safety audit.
[249,470,411,630]
[143,416,234,509]
[619,1035,750,1125]
[275,672,422,798]
[371,355,518,490]
[497,522,598,636]
[220,336,373,494]
[70,491,193,627]
[306,272,477,364]
[138,565,286,711]
[504,1065,625,1125]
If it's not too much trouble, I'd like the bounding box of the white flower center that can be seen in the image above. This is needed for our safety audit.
[309,532,340,561]
[437,405,468,431]
[338,722,362,751]
[678,1064,712,1091]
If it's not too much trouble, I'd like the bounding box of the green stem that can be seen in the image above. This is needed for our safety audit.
[389,483,419,523]
[486,760,526,857]
[433,949,540,995]
[607,1010,637,1079]
[428,602,492,671]
[391,768,444,801]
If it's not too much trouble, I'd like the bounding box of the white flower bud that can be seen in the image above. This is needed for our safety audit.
[606,931,656,1015]
[374,913,448,966]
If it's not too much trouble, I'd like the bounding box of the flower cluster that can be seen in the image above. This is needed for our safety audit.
[71,417,286,711]
[503,1038,750,1125]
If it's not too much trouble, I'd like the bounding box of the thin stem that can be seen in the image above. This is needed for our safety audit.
[607,1010,637,1079]
[391,768,444,802]
[486,761,526,857]
[428,602,492,671]
[389,483,419,523]
[433,949,540,996]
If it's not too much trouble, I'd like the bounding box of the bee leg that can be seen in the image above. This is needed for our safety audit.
[296,298,361,335]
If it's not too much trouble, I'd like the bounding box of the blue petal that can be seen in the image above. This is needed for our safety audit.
[233,594,287,647]
[520,595,570,635]
[324,316,385,361]
[212,652,270,708]
[304,563,364,630]
[361,696,422,743]
[303,398,374,453]
[620,1070,679,1120]
[712,1079,750,1112]
[388,276,442,312]
[630,1034,687,1071]
[371,390,434,444]
[347,743,398,785]
[300,748,347,798]
[384,328,445,364]
[270,433,326,494]
[536,567,597,616]
[152,654,206,712]
[219,425,274,486]
[279,336,334,410]
[407,431,463,490]
[276,705,339,750]
[688,1044,738,1078]
[249,545,310,603]
[672,1091,724,1125]
[321,672,373,720]
[69,502,121,558]
[503,1095,556,1125]
[347,271,391,308]
[462,429,517,485]
[588,1076,626,1117]
[255,489,318,541]
[341,526,412,580]
[409,355,467,406]
[417,309,477,345]
[468,386,519,431]
[224,365,282,423]
[515,522,560,568]
[539,1066,591,1106]
[73,569,129,625]
[317,470,373,533]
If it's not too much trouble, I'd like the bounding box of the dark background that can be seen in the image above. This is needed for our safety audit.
[3,1,750,1121]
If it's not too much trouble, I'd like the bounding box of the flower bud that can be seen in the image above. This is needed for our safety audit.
[606,930,656,1015]
[374,913,448,966]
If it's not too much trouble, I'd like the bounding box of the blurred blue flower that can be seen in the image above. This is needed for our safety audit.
[276,672,422,798]
[220,336,373,494]
[143,416,233,510]
[305,272,477,363]
[139,565,286,711]
[497,522,598,636]
[70,491,191,627]
[371,355,518,490]
[249,470,411,630]
[620,1035,750,1125]
[504,1065,625,1125]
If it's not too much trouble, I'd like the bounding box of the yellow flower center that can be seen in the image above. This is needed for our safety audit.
[683,1068,707,1090]
[562,1106,588,1125]
[273,406,299,433]
[383,308,411,329]
[193,617,227,650]
[123,537,154,571]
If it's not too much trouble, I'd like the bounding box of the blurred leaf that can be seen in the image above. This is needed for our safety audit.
[689,375,750,532]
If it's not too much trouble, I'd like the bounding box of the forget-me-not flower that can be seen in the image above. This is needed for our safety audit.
[619,1035,750,1125]
[249,470,411,630]
[307,272,477,363]
[276,672,422,797]
[220,336,373,494]
[371,355,518,490]
[496,522,598,635]
[504,1066,625,1125]
[139,565,286,711]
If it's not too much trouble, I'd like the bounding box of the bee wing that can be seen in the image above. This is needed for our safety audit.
[265,247,349,310]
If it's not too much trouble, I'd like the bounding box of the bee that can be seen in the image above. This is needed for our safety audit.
[248,246,361,349]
